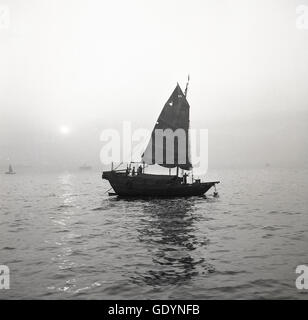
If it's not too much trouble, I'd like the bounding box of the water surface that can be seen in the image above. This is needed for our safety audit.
[1,168,308,299]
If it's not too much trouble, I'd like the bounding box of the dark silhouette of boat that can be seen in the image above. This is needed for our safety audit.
[102,77,219,197]
[5,164,16,175]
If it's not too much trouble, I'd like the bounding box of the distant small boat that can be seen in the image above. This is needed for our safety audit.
[5,164,16,175]
[79,164,92,170]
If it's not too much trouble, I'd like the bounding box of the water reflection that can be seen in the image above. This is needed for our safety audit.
[134,198,213,286]
[49,173,79,293]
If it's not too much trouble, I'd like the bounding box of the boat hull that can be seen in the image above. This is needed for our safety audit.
[102,171,219,198]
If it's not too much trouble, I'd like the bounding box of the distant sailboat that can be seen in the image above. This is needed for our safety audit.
[102,78,220,197]
[79,163,92,170]
[5,164,16,175]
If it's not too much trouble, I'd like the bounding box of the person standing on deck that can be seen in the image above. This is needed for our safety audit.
[183,172,188,184]
[137,165,142,175]
[126,166,130,175]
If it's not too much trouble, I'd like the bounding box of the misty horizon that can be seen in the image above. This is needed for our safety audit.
[1,0,308,171]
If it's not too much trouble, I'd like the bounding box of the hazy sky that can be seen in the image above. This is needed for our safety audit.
[0,0,308,170]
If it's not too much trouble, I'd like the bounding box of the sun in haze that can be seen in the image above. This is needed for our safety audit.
[59,125,71,135]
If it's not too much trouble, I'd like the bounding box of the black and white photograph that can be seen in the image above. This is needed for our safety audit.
[1,0,308,305]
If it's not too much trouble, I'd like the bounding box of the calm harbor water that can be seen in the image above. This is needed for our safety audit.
[1,168,308,299]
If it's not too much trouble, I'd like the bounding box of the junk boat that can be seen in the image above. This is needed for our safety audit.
[102,78,219,197]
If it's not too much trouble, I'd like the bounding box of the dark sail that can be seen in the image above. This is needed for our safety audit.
[142,83,192,170]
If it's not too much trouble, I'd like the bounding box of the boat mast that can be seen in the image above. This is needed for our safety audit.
[184,74,190,97]
[184,74,190,179]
